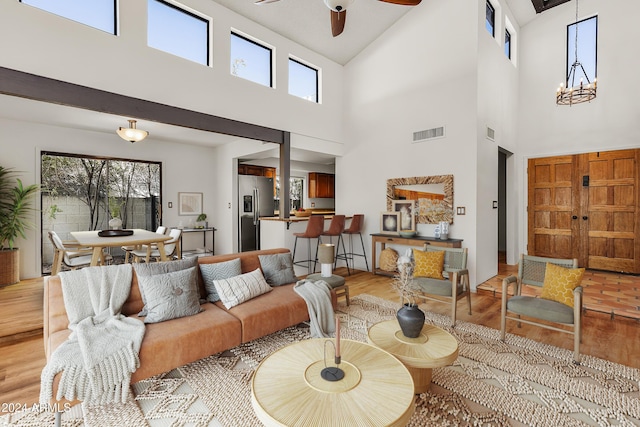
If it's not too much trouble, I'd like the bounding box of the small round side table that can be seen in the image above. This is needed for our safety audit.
[368,319,459,394]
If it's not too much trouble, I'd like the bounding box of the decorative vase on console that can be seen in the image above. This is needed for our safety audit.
[392,251,425,338]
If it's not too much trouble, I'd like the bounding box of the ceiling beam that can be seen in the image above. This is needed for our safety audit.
[0,66,284,144]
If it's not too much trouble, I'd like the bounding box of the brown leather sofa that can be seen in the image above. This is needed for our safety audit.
[44,248,336,394]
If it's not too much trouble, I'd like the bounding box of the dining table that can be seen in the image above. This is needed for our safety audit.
[70,229,173,266]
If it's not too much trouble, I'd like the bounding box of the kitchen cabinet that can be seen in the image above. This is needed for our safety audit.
[238,164,277,196]
[308,172,335,198]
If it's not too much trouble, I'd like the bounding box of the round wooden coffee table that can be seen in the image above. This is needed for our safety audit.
[368,319,459,394]
[251,338,415,426]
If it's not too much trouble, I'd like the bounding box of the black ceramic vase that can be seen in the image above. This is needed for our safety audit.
[396,303,425,338]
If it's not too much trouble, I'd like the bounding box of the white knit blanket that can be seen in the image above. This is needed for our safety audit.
[40,264,145,405]
[293,279,335,338]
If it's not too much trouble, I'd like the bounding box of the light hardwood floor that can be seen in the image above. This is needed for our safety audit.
[1,268,639,415]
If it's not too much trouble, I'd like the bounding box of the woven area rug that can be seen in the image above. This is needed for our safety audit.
[3,294,640,426]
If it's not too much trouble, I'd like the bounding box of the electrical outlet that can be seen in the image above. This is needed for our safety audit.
[311,202,315,207]
[228,202,231,209]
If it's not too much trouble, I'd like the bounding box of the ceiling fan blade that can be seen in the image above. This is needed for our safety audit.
[379,0,422,5]
[331,10,346,37]
[254,0,280,4]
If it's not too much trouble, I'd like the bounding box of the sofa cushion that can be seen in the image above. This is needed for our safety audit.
[215,284,312,342]
[200,258,242,302]
[133,257,199,316]
[213,268,272,309]
[258,253,298,286]
[138,267,202,323]
[131,304,242,382]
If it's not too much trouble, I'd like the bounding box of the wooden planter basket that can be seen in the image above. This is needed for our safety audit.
[0,249,20,286]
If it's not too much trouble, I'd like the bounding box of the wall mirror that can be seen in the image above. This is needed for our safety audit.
[386,175,454,224]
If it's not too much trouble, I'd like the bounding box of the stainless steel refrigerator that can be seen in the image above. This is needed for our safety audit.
[238,175,274,252]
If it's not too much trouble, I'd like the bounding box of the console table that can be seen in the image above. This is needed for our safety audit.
[370,233,463,276]
[176,227,216,258]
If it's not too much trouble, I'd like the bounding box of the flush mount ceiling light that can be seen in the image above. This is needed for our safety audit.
[117,119,149,143]
[556,0,597,106]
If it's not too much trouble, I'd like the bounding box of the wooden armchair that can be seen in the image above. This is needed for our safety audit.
[412,245,471,326]
[500,254,583,363]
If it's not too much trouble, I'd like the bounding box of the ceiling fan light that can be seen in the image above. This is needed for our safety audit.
[323,0,354,12]
[117,119,149,143]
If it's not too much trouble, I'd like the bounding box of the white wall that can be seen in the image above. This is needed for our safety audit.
[0,0,347,278]
[0,0,345,143]
[475,0,520,281]
[0,116,217,279]
[341,0,482,286]
[515,0,640,256]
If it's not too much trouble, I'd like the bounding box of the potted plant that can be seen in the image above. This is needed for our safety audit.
[195,213,207,229]
[0,166,39,286]
[391,251,425,338]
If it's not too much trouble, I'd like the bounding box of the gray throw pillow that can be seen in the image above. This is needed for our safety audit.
[258,253,298,286]
[199,258,242,302]
[133,256,198,316]
[137,267,202,324]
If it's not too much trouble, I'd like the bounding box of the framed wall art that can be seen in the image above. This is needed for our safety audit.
[392,200,416,231]
[380,211,400,235]
[178,192,203,216]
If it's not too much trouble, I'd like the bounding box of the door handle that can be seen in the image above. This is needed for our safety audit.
[253,188,259,225]
[582,216,588,220]
[572,215,578,220]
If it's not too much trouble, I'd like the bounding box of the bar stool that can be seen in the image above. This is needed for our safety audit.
[292,215,324,274]
[339,214,369,273]
[320,215,350,275]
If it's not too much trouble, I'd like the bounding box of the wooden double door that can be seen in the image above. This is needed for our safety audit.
[528,149,640,273]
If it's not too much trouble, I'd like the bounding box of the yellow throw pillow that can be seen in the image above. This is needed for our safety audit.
[413,249,445,279]
[540,262,585,307]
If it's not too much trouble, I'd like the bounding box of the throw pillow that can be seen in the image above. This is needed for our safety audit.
[540,262,585,307]
[137,266,202,324]
[413,249,445,279]
[213,268,271,310]
[258,253,298,286]
[199,258,242,302]
[133,256,199,316]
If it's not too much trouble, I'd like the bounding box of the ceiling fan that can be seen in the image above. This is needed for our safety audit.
[254,0,422,37]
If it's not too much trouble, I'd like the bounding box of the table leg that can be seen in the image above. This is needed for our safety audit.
[90,247,103,267]
[157,242,168,262]
[406,366,432,394]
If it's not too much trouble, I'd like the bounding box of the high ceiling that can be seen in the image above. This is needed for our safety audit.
[1,0,570,165]
[212,0,568,65]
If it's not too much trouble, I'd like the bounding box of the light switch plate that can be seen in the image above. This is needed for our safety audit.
[168,202,173,208]
[456,207,465,215]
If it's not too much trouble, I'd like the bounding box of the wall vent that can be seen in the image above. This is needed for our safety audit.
[413,126,445,143]
[486,127,495,141]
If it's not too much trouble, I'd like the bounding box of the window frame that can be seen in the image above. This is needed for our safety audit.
[288,56,320,103]
[485,1,496,38]
[147,0,211,66]
[566,15,598,86]
[19,0,117,35]
[504,28,511,59]
[230,31,275,88]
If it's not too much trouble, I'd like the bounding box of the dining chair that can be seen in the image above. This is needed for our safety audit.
[122,226,167,263]
[131,228,181,263]
[48,230,112,275]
